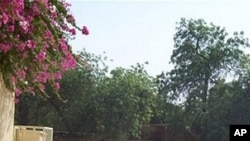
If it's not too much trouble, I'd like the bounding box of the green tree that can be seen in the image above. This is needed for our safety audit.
[15,52,156,140]
[15,50,107,137]
[98,63,156,140]
[157,18,249,141]
[205,80,236,141]
[46,50,108,137]
[205,72,250,141]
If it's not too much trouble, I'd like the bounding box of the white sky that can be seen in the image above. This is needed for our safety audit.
[68,0,250,76]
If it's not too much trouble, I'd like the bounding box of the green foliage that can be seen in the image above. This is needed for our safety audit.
[98,63,156,139]
[156,18,250,141]
[15,51,155,140]
[15,49,108,135]
[15,18,250,141]
[161,18,249,101]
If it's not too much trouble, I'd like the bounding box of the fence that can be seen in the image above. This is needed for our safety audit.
[14,125,53,141]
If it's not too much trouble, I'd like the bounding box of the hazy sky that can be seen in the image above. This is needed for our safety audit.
[68,0,250,76]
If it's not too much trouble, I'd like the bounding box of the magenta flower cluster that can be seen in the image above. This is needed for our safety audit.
[0,0,88,102]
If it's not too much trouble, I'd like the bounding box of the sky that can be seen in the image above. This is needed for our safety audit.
[68,0,250,76]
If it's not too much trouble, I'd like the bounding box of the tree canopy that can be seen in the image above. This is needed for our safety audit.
[157,18,250,141]
[14,17,250,141]
[15,51,156,140]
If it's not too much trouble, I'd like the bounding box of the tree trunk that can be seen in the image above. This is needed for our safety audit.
[0,75,14,141]
[199,74,210,141]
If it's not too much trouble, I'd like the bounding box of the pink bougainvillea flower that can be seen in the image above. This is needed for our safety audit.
[82,26,89,35]
[35,71,49,83]
[0,13,9,24]
[69,28,76,35]
[54,72,62,79]
[9,76,16,84]
[53,82,60,90]
[14,88,22,97]
[66,14,75,24]
[0,43,11,53]
[0,0,89,103]
[44,29,52,39]
[26,40,36,49]
[59,38,68,51]
[49,5,57,13]
[36,51,46,62]
[19,20,29,32]
[32,3,40,15]
[42,64,49,70]
[18,43,26,51]
[17,69,26,79]
[51,61,57,67]
[61,55,76,71]
[8,25,15,32]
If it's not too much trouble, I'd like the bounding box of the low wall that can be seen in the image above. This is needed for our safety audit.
[54,136,96,141]
[54,124,197,141]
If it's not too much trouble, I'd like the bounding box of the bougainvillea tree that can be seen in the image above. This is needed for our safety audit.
[0,0,88,140]
[0,0,88,102]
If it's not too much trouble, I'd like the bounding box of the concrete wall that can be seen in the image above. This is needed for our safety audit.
[54,124,197,141]
[0,74,14,141]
